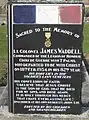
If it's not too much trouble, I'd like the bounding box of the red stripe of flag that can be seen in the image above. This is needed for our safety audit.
[59,6,82,24]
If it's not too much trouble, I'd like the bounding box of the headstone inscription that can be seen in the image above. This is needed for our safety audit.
[8,2,84,114]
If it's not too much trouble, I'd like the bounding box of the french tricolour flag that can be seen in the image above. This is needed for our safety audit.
[13,4,82,24]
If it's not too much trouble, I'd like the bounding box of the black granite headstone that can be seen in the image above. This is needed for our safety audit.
[8,2,84,114]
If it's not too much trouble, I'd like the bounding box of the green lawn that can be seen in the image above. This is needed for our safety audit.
[0,24,89,85]
[0,25,7,85]
[83,23,89,54]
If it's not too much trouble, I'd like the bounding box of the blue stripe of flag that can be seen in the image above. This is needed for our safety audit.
[13,5,36,23]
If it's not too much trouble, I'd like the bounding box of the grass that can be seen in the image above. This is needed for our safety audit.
[83,23,89,54]
[0,25,7,85]
[0,24,89,85]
